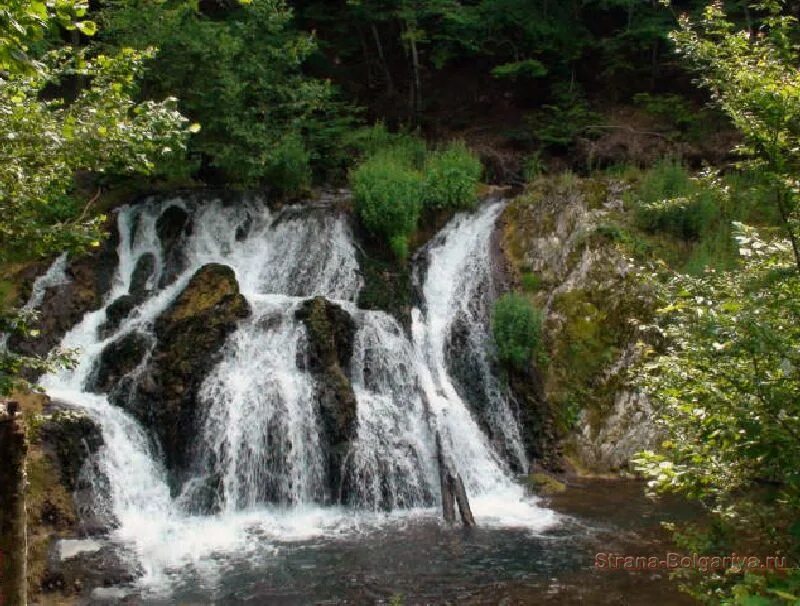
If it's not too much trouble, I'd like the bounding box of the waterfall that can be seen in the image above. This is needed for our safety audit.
[34,193,556,594]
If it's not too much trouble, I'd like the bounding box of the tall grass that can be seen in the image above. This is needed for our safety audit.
[350,150,424,261]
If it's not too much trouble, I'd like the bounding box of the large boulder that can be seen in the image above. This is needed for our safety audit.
[295,296,357,501]
[131,263,249,476]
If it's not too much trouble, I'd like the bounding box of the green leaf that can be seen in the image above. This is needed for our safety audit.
[75,20,97,36]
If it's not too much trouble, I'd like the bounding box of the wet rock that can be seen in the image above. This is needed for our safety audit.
[40,410,104,492]
[508,368,564,472]
[9,226,120,358]
[97,252,158,339]
[295,296,358,501]
[130,252,156,298]
[43,539,141,602]
[130,263,249,476]
[98,295,137,339]
[92,332,151,394]
[156,205,191,288]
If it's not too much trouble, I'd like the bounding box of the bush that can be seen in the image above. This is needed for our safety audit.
[351,151,424,260]
[492,293,544,370]
[422,141,482,210]
[632,161,719,241]
[263,134,312,196]
[345,123,427,168]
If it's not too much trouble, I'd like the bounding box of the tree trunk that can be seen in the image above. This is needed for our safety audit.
[406,22,422,120]
[371,24,395,97]
[436,433,456,522]
[0,403,28,606]
[436,433,475,526]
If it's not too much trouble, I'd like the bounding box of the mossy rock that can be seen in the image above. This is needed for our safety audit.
[295,296,358,501]
[526,472,567,494]
[130,263,250,476]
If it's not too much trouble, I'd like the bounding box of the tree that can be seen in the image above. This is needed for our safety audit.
[0,1,190,394]
[669,0,800,269]
[634,223,800,603]
[100,0,337,188]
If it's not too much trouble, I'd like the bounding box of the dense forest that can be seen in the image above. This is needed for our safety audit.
[1,0,800,604]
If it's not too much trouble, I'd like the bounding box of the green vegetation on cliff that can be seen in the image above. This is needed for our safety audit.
[491,293,543,371]
[350,131,481,259]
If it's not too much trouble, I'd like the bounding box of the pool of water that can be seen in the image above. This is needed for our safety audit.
[92,478,696,605]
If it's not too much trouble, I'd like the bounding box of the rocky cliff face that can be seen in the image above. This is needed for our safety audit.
[500,175,660,473]
[2,392,116,604]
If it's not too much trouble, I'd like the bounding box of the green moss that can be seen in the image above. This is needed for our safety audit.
[521,271,542,292]
[163,263,242,322]
[527,472,567,494]
[579,177,609,209]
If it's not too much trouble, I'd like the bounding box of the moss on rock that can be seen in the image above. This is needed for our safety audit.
[500,174,658,473]
[130,263,250,476]
[295,296,358,502]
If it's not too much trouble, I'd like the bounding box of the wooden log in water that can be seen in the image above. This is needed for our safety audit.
[436,432,476,526]
[453,473,475,527]
[436,432,456,523]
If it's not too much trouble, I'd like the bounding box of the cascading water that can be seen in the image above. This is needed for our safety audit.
[34,193,556,596]
[411,203,539,523]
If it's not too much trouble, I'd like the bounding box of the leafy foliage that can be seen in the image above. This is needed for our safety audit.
[0,49,189,264]
[0,0,96,74]
[492,293,543,370]
[526,85,598,151]
[100,0,337,189]
[0,309,77,395]
[670,0,800,268]
[422,141,482,210]
[349,130,484,258]
[351,149,424,260]
[0,0,189,394]
[634,224,800,603]
[631,161,719,241]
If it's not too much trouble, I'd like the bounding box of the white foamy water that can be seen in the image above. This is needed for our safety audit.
[411,203,549,525]
[36,194,556,595]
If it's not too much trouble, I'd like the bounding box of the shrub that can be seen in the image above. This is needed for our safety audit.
[351,151,423,260]
[345,123,427,169]
[632,161,719,241]
[422,141,482,210]
[263,134,312,196]
[492,293,544,370]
